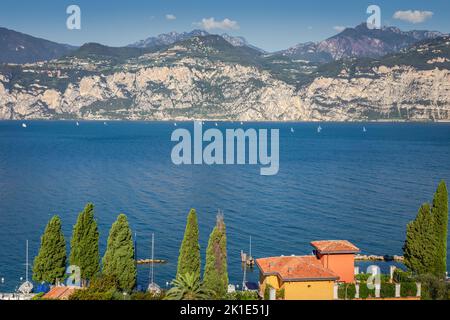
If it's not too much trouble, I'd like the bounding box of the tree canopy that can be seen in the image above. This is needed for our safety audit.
[32,216,67,284]
[102,214,137,292]
[70,203,100,284]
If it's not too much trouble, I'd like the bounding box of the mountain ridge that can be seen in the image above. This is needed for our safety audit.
[278,23,446,62]
[1,32,449,122]
[0,27,77,64]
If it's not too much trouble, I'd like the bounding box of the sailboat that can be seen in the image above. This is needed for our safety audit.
[147,233,161,294]
[174,122,177,127]
[363,126,367,133]
[215,122,218,127]
[76,121,80,127]
[242,236,254,291]
[317,125,322,133]
[291,127,295,133]
[18,240,33,295]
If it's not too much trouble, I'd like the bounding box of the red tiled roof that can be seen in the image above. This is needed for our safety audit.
[256,256,339,282]
[43,286,79,300]
[310,240,360,254]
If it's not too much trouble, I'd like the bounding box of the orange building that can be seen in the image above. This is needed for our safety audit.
[256,240,360,300]
[311,240,360,283]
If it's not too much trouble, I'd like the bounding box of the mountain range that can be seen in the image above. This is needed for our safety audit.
[0,24,449,121]
[0,27,76,64]
[277,23,445,62]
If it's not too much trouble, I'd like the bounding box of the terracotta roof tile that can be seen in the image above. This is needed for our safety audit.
[256,256,339,281]
[310,240,360,254]
[43,286,78,300]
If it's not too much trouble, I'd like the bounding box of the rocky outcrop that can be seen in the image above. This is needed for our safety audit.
[1,36,450,121]
[301,66,450,121]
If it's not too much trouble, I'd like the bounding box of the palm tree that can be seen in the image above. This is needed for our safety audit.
[165,273,214,300]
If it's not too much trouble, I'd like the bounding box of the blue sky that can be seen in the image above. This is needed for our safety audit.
[1,0,449,51]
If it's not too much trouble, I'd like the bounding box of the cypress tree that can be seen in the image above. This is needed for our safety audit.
[403,203,435,274]
[69,203,100,285]
[203,213,228,298]
[431,181,448,278]
[102,214,136,292]
[32,216,67,284]
[176,209,201,281]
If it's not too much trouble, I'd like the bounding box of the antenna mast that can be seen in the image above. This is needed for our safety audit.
[26,240,29,282]
[150,233,155,285]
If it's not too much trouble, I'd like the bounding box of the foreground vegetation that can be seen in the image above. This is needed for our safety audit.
[32,205,251,300]
[402,181,449,300]
[31,180,449,300]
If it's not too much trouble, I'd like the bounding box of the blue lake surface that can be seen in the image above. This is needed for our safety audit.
[0,121,449,292]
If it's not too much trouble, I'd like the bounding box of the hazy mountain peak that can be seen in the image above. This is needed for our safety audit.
[0,26,76,64]
[129,29,263,53]
[279,23,446,62]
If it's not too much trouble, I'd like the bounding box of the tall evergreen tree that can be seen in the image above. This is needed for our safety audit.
[176,209,201,281]
[431,181,448,278]
[102,214,136,292]
[69,203,100,285]
[203,213,228,298]
[32,216,67,284]
[403,203,435,274]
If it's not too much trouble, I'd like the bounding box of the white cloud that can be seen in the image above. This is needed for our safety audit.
[194,17,240,31]
[165,14,176,21]
[393,10,433,24]
[333,26,346,32]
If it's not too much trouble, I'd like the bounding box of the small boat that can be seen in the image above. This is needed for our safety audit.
[317,125,322,133]
[174,123,177,127]
[18,240,33,295]
[103,122,108,126]
[76,122,80,126]
[363,126,367,133]
[215,122,218,127]
[291,127,295,133]
[22,123,27,128]
[147,233,161,294]
[240,122,244,125]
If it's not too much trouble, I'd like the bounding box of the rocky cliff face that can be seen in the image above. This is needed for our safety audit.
[301,66,450,121]
[1,35,449,121]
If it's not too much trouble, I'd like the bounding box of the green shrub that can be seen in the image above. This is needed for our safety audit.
[225,291,259,300]
[400,282,417,297]
[69,274,120,300]
[380,274,391,283]
[356,273,390,283]
[355,274,371,282]
[418,274,448,300]
[69,289,116,300]
[32,292,45,300]
[131,291,165,300]
[393,269,414,283]
[88,274,119,292]
[358,283,376,299]
[338,283,356,300]
[263,285,272,300]
[276,288,285,300]
[380,283,396,298]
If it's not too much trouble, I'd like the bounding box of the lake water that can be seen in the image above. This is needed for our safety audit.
[0,121,449,292]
